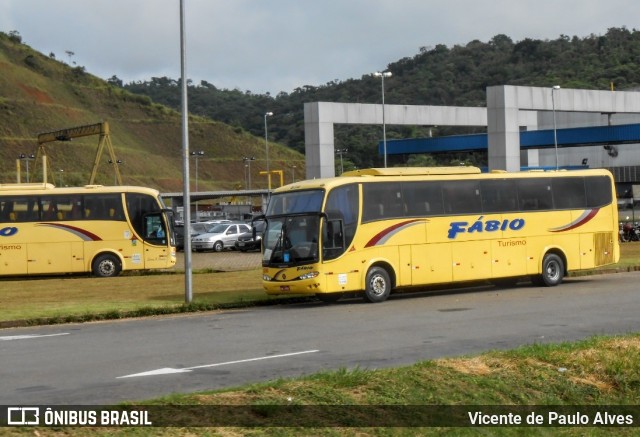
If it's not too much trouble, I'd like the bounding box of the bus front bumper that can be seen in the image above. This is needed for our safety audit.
[262,269,326,295]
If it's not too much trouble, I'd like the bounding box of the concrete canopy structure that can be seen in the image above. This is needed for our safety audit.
[304,86,640,178]
[304,102,489,179]
[487,85,640,171]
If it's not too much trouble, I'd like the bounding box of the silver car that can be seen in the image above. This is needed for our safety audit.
[192,223,251,252]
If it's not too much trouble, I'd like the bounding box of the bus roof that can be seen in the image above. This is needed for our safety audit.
[341,166,482,177]
[272,167,614,194]
[0,184,161,196]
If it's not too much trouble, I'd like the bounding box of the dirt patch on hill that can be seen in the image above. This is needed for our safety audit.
[17,83,53,104]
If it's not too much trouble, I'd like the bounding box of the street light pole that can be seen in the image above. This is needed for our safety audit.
[18,153,35,183]
[190,150,204,221]
[264,112,273,189]
[373,71,392,168]
[243,156,255,189]
[108,159,123,185]
[552,85,560,170]
[335,148,348,175]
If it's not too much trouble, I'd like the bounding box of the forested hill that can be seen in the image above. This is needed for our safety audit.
[123,27,640,170]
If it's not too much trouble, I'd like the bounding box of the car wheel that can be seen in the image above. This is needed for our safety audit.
[213,241,224,252]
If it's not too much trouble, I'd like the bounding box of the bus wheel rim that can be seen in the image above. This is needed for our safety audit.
[546,261,559,280]
[370,276,386,296]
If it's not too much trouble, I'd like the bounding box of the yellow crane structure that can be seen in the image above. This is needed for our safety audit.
[31,121,122,185]
[259,170,284,189]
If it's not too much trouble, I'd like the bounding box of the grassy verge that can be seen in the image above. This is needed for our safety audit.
[6,333,640,436]
[2,243,640,327]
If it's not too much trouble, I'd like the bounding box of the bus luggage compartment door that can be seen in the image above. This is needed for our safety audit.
[27,242,78,274]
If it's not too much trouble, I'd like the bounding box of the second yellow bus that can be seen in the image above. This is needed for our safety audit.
[259,167,619,303]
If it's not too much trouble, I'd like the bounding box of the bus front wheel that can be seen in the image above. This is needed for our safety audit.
[92,254,122,278]
[539,253,564,287]
[364,266,391,303]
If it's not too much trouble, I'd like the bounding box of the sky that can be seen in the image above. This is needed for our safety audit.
[1,0,638,95]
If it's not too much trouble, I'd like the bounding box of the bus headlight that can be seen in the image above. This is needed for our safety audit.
[298,271,319,280]
[263,274,273,281]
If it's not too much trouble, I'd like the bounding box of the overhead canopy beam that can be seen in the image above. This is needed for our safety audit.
[303,101,529,179]
[487,85,640,171]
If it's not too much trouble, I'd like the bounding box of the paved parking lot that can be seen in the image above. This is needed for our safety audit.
[174,250,261,272]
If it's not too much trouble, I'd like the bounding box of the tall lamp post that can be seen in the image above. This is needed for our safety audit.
[243,156,255,189]
[18,153,35,183]
[190,150,204,222]
[335,148,348,175]
[264,111,273,189]
[551,85,561,170]
[373,71,392,168]
[108,159,123,185]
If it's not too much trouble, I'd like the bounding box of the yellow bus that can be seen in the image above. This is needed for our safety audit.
[0,183,176,277]
[260,167,619,303]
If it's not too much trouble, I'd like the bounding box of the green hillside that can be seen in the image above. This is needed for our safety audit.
[0,32,303,191]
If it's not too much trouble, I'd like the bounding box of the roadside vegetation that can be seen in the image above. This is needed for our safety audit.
[1,243,639,327]
[6,334,640,436]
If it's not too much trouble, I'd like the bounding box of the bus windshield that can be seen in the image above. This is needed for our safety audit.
[266,190,324,216]
[262,214,321,265]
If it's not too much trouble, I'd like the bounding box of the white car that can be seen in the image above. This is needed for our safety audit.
[192,223,251,252]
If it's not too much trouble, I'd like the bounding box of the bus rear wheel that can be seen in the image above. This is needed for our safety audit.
[538,253,564,287]
[364,266,391,303]
[92,254,122,278]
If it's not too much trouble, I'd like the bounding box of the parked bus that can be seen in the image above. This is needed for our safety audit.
[259,167,620,303]
[0,183,176,277]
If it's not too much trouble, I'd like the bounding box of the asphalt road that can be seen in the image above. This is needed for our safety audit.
[2,272,640,405]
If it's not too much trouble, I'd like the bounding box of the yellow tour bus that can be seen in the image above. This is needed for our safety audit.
[259,167,620,303]
[0,183,176,277]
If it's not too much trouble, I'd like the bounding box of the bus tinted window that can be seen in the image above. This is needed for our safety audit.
[362,183,404,221]
[0,197,40,222]
[84,194,125,220]
[553,177,586,209]
[403,182,444,216]
[481,179,518,213]
[443,180,481,214]
[517,179,553,211]
[324,184,359,258]
[126,193,161,237]
[267,190,324,216]
[585,176,613,207]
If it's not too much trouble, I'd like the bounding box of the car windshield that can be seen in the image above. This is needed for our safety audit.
[209,224,229,234]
